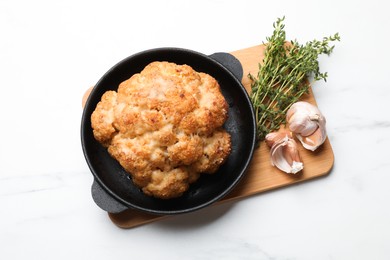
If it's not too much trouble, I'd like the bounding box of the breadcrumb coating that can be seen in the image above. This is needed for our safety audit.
[91,61,231,199]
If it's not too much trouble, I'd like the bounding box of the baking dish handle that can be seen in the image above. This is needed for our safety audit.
[91,180,129,213]
[209,52,243,82]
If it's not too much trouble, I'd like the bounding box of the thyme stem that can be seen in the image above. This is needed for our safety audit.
[249,17,340,142]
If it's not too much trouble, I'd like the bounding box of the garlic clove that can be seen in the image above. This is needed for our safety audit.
[265,132,279,148]
[265,130,292,148]
[288,114,319,136]
[296,121,327,151]
[266,131,303,174]
[287,101,324,137]
[287,101,327,151]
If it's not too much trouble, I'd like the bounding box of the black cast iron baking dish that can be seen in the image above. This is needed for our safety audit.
[81,47,256,215]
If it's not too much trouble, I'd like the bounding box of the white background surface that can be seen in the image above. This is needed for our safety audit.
[1,0,389,259]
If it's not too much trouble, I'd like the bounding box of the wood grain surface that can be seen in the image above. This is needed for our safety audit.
[88,45,335,228]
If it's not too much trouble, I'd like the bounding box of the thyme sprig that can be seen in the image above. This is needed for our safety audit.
[249,17,340,142]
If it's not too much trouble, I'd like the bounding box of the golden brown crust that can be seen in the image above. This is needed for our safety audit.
[91,61,231,199]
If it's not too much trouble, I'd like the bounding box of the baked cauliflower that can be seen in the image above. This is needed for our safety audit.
[91,61,231,199]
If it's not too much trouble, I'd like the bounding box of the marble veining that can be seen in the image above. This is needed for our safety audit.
[1,0,390,259]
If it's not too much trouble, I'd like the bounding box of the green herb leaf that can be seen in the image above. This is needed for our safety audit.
[250,17,340,142]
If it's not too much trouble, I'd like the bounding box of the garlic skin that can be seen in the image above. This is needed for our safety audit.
[287,101,327,151]
[265,131,303,174]
[296,124,327,151]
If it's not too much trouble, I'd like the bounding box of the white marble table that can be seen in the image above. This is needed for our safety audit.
[1,0,389,259]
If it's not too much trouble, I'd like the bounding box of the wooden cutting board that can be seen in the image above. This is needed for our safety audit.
[85,45,334,228]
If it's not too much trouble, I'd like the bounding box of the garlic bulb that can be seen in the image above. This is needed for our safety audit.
[287,101,327,151]
[265,130,303,174]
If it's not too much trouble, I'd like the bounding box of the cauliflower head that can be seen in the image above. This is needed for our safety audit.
[91,61,231,199]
